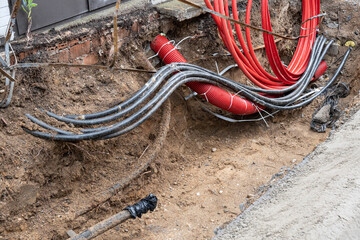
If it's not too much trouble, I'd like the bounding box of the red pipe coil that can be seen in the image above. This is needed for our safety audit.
[151,35,259,115]
[203,0,327,87]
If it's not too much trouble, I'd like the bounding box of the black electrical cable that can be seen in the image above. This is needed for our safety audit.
[65,65,179,120]
[59,36,326,122]
[22,36,351,141]
[39,37,326,127]
[25,113,74,135]
[23,46,350,141]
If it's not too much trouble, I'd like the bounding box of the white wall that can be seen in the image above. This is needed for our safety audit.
[0,0,10,37]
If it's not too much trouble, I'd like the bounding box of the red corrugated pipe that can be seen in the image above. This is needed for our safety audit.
[151,35,259,115]
[203,0,326,88]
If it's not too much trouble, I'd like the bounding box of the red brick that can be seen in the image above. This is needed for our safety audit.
[83,53,99,65]
[69,41,91,59]
[23,51,32,58]
[19,51,32,60]
[131,20,139,33]
[58,49,70,62]
[19,52,25,60]
[71,58,83,73]
[10,55,15,65]
[92,38,100,50]
[68,39,79,47]
[57,41,68,51]
[47,46,56,54]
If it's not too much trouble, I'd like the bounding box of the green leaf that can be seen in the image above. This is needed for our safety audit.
[22,5,28,14]
[31,3,37,7]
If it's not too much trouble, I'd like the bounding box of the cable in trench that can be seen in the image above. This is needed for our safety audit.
[75,99,171,218]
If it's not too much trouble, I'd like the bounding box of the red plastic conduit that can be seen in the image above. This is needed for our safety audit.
[204,0,327,87]
[151,34,259,115]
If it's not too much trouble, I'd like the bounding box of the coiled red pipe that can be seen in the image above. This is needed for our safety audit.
[204,0,326,88]
[151,35,259,115]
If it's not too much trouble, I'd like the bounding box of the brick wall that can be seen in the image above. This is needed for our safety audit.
[11,9,163,66]
[16,33,104,66]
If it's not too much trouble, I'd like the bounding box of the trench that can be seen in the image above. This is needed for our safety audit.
[0,0,360,239]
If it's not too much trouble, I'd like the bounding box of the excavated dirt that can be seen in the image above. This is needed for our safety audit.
[1,0,360,239]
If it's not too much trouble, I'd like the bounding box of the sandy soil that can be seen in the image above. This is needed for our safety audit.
[0,0,360,240]
[213,107,360,240]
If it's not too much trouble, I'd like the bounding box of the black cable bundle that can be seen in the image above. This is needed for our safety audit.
[22,36,351,141]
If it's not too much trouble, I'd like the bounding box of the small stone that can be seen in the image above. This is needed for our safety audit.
[327,44,339,57]
[196,192,200,196]
[292,159,297,163]
[219,190,223,194]
[328,12,338,21]
[246,194,254,198]
[275,172,284,177]
[313,104,331,123]
[211,148,217,152]
[327,22,339,29]
[240,222,247,228]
